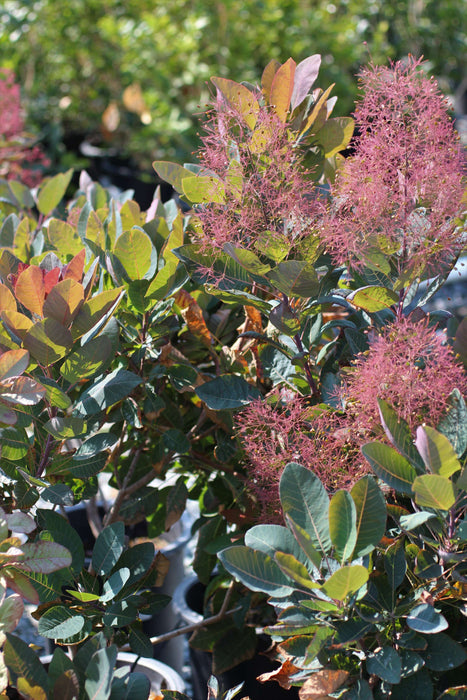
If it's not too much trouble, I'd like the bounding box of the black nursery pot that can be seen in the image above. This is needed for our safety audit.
[173,576,299,700]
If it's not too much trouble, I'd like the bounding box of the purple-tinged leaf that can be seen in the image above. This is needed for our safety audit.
[290,54,321,111]
[18,541,72,573]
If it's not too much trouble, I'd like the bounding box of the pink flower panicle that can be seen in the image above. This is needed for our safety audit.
[0,68,49,187]
[192,91,323,265]
[236,394,367,522]
[320,57,466,278]
[343,317,467,436]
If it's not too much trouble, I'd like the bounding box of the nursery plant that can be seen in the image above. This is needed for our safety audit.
[0,47,465,700]
[151,53,466,697]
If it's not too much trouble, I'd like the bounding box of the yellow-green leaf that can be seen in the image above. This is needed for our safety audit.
[182,175,225,204]
[0,283,17,313]
[47,219,83,257]
[321,564,369,601]
[316,117,354,158]
[413,474,456,511]
[269,57,296,122]
[23,319,73,366]
[113,228,153,280]
[211,77,259,130]
[37,169,73,215]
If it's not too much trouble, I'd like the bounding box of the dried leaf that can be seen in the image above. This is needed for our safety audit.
[299,669,349,700]
[175,289,214,348]
[258,658,300,690]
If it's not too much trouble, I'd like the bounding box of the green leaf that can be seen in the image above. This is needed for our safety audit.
[36,375,72,409]
[73,368,142,417]
[195,375,260,410]
[245,522,318,569]
[85,645,117,700]
[350,286,398,313]
[37,169,73,215]
[43,416,86,439]
[92,522,125,575]
[361,442,417,494]
[153,161,194,193]
[320,564,369,601]
[71,287,124,341]
[0,348,29,381]
[316,116,354,157]
[415,425,461,477]
[284,516,323,570]
[37,605,85,640]
[128,626,153,659]
[384,538,406,590]
[182,175,225,204]
[350,476,386,557]
[23,318,73,366]
[218,546,295,597]
[4,633,48,691]
[412,474,456,510]
[274,552,319,592]
[406,604,448,634]
[0,425,29,460]
[48,218,83,256]
[223,243,271,275]
[60,335,114,382]
[113,228,154,281]
[74,432,119,460]
[414,548,442,579]
[422,632,467,671]
[279,463,331,555]
[437,389,467,458]
[378,399,425,471]
[102,600,137,627]
[388,669,433,700]
[145,261,187,301]
[367,647,401,684]
[399,512,436,531]
[266,261,319,298]
[329,490,357,563]
[100,567,130,603]
[41,483,74,505]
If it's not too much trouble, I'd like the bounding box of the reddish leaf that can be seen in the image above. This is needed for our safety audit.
[62,249,85,283]
[43,268,61,295]
[14,265,46,316]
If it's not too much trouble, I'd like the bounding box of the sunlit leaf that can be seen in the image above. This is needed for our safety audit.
[269,57,296,121]
[211,77,260,129]
[37,169,73,215]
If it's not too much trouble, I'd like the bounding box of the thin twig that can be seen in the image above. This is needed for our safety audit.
[103,447,143,527]
[121,584,240,649]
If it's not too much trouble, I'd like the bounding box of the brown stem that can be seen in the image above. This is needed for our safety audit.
[122,584,240,649]
[103,447,143,527]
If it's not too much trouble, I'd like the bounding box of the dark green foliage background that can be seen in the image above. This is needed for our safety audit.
[1,0,465,167]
